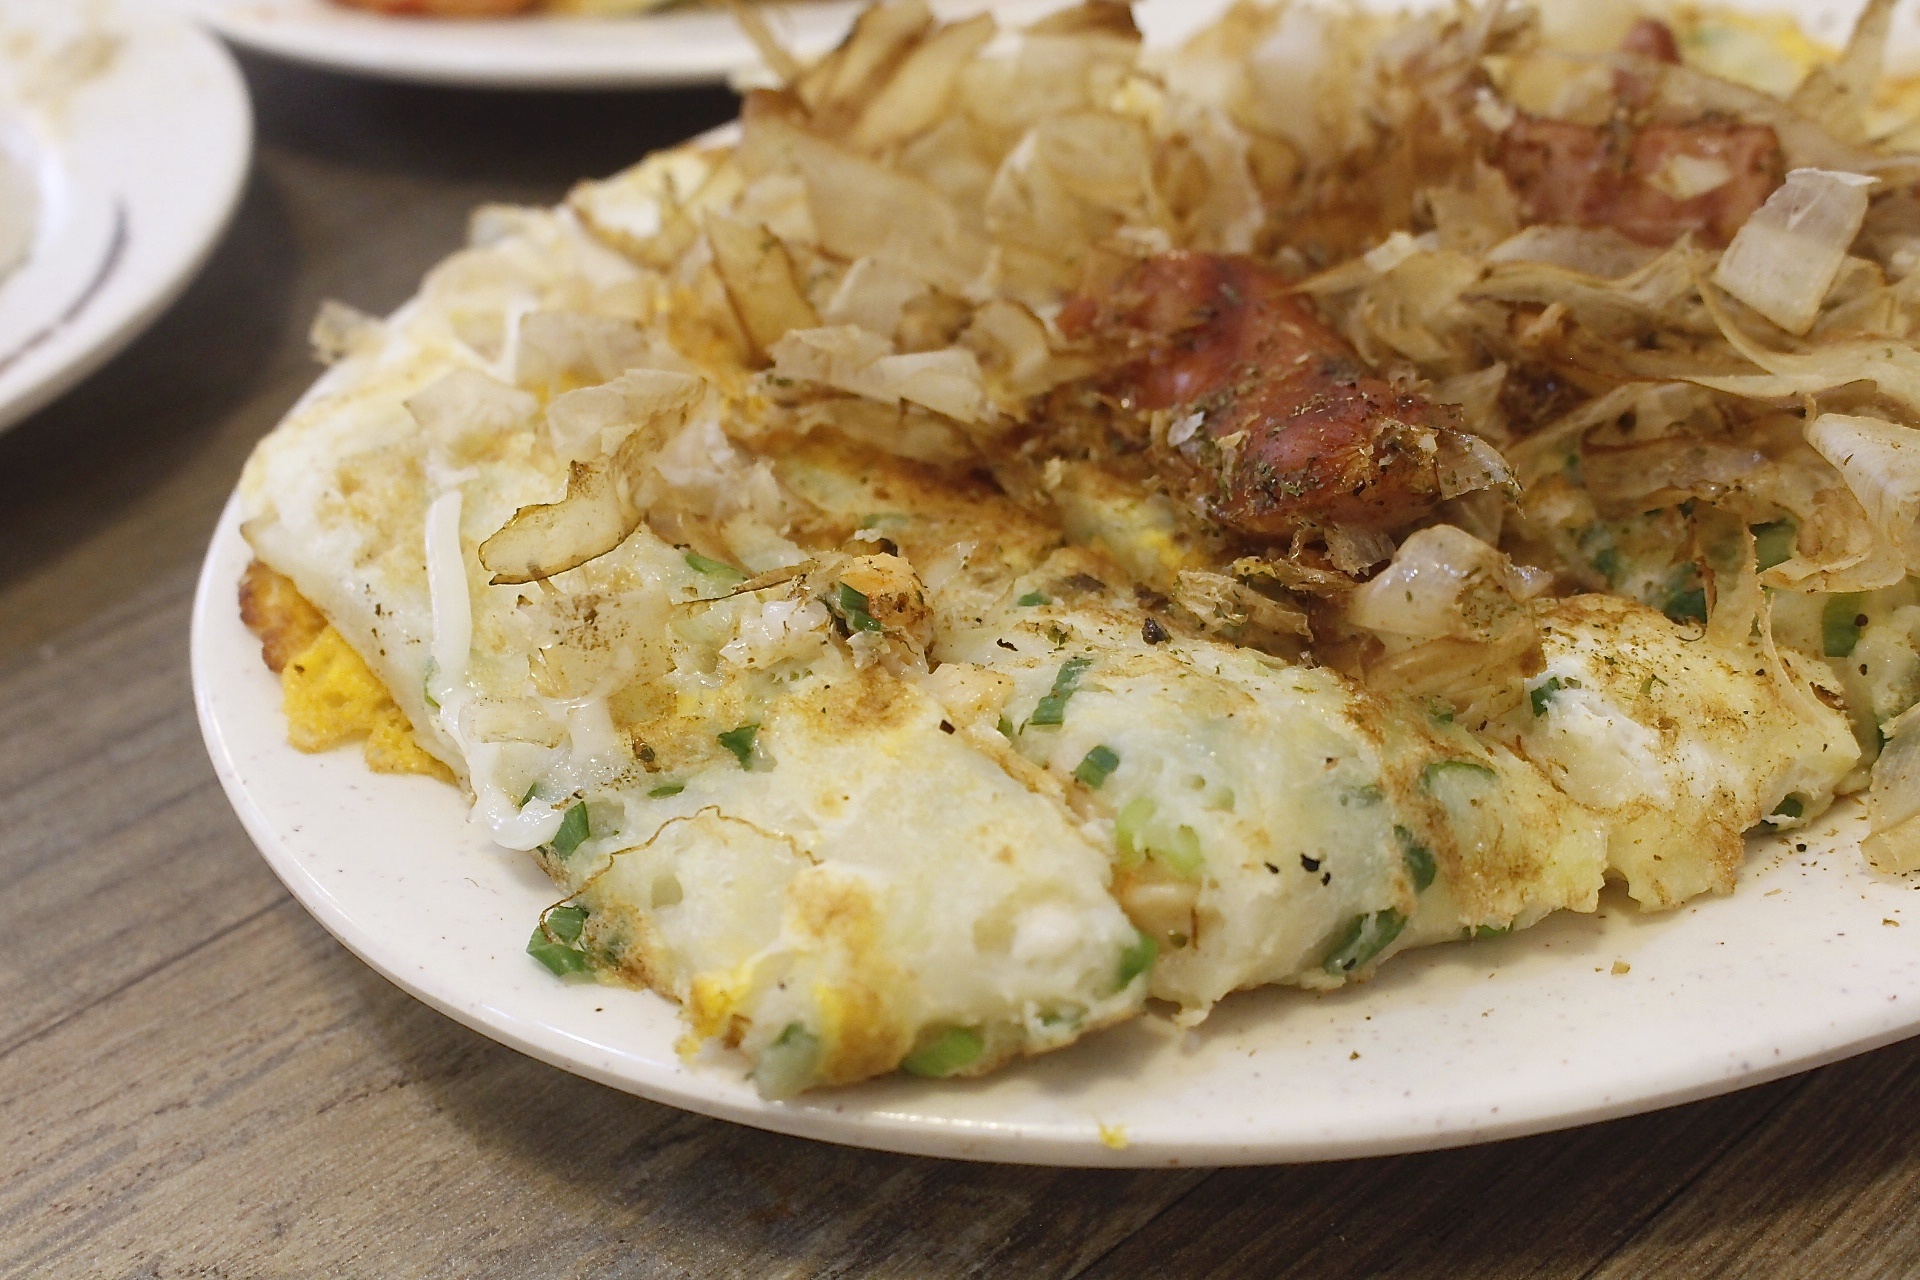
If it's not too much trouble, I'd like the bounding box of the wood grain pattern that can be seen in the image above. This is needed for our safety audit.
[1,47,1918,1280]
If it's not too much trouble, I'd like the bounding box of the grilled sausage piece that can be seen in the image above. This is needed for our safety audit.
[1065,253,1459,539]
[1495,116,1783,248]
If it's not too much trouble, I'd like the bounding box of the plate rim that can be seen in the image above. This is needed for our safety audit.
[0,5,253,437]
[186,0,865,90]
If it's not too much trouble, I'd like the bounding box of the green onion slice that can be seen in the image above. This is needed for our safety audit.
[1322,909,1407,975]
[1116,932,1158,990]
[1529,675,1565,718]
[1823,593,1867,658]
[647,782,685,799]
[834,583,883,633]
[1395,825,1436,893]
[1017,590,1050,607]
[549,803,591,859]
[900,1025,985,1078]
[1028,656,1093,726]
[1752,520,1797,571]
[527,905,592,977]
[685,551,746,584]
[718,724,760,769]
[1073,744,1120,788]
[751,1022,821,1099]
[1422,759,1497,791]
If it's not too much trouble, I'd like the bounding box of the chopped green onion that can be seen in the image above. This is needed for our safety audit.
[1752,520,1797,571]
[545,905,587,943]
[1017,591,1050,607]
[550,803,591,860]
[1772,794,1805,819]
[685,551,746,584]
[752,1022,821,1099]
[1422,759,1497,791]
[1472,923,1514,940]
[527,905,592,977]
[1116,932,1158,990]
[1426,701,1455,726]
[1591,547,1622,584]
[422,657,441,710]
[1529,676,1565,718]
[1662,565,1707,625]
[648,782,686,799]
[718,724,760,769]
[900,1025,985,1078]
[519,781,539,808]
[1114,795,1157,866]
[1028,656,1093,726]
[996,714,1015,740]
[1074,744,1120,788]
[1155,825,1205,879]
[1823,593,1867,658]
[834,582,883,633]
[1395,826,1435,893]
[1323,909,1406,975]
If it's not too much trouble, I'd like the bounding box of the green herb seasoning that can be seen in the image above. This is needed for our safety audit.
[422,657,441,710]
[1029,656,1093,726]
[1472,923,1514,940]
[647,782,686,799]
[900,1026,985,1077]
[718,724,761,769]
[1772,794,1805,819]
[1073,745,1120,788]
[1824,593,1868,658]
[550,803,591,860]
[1017,590,1050,607]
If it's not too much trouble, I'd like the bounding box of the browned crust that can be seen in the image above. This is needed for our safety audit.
[238,560,328,675]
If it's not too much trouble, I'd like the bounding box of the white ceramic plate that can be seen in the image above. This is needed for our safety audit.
[193,494,1920,1166]
[174,0,1227,90]
[0,1,250,437]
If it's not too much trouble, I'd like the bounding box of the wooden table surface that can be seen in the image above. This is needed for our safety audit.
[5,50,1920,1280]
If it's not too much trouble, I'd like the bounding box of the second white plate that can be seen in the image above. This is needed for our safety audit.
[176,0,1231,90]
[0,0,251,436]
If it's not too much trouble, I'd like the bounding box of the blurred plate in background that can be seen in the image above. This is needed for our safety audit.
[175,0,1227,90]
[0,0,250,437]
